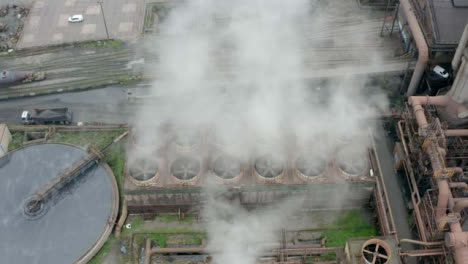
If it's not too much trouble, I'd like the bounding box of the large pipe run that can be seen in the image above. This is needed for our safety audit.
[114,200,128,238]
[446,223,468,263]
[436,180,450,223]
[399,239,444,246]
[452,24,468,72]
[449,182,468,189]
[453,198,468,213]
[400,0,429,96]
[408,96,468,136]
[445,129,468,137]
[408,96,449,131]
[407,98,468,263]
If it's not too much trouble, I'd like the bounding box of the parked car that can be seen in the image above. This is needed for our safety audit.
[432,65,449,79]
[68,14,84,23]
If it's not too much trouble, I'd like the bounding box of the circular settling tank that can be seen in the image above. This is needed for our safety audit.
[254,154,284,179]
[170,156,201,181]
[212,155,242,182]
[295,152,328,180]
[336,145,368,177]
[0,143,119,264]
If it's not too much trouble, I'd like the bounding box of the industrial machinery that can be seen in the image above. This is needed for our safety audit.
[394,98,468,263]
[124,125,377,215]
[0,70,46,85]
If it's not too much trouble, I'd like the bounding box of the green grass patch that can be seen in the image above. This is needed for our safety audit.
[51,130,125,149]
[150,233,168,247]
[103,142,126,195]
[8,131,24,151]
[118,74,142,85]
[156,215,195,224]
[134,232,205,248]
[321,210,378,247]
[192,233,205,245]
[144,3,175,29]
[87,235,117,264]
[79,39,123,49]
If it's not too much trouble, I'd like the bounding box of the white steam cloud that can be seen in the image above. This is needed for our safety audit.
[133,0,388,263]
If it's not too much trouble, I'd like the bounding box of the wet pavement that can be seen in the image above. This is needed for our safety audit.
[0,85,141,124]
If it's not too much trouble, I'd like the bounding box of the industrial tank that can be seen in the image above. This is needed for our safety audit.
[0,143,119,264]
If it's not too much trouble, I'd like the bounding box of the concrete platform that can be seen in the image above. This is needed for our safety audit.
[17,0,145,49]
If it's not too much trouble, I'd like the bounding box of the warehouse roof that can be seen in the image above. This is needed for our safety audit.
[428,0,468,44]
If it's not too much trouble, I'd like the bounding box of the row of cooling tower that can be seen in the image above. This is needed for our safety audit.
[126,129,371,187]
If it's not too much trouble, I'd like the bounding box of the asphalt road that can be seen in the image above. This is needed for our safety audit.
[0,85,140,124]
[374,121,417,264]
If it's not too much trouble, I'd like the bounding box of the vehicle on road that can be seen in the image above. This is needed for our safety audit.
[68,14,84,23]
[21,108,73,125]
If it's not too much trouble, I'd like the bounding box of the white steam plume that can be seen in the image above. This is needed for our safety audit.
[133,0,388,263]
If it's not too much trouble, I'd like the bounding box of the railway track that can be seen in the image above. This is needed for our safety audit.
[0,1,412,100]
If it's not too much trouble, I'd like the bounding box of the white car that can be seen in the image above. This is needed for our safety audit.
[433,65,449,79]
[68,14,84,23]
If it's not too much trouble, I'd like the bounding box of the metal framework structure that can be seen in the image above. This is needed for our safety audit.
[394,103,468,263]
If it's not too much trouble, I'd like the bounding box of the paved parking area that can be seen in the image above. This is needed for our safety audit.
[17,0,144,49]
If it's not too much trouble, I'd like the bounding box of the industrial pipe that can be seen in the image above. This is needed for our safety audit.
[436,180,451,223]
[408,96,449,132]
[453,198,468,213]
[144,238,151,264]
[114,200,128,238]
[400,248,445,257]
[452,24,468,72]
[449,182,468,189]
[445,129,468,137]
[409,94,468,263]
[150,246,205,254]
[408,96,468,136]
[400,0,429,96]
[399,239,444,247]
[446,223,468,263]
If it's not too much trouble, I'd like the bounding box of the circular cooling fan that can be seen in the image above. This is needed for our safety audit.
[296,153,327,177]
[212,155,242,179]
[171,156,201,180]
[337,148,368,176]
[338,152,367,176]
[254,154,284,179]
[362,239,390,264]
[175,130,201,148]
[128,158,158,181]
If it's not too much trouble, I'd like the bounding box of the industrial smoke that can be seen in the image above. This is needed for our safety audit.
[133,0,388,262]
